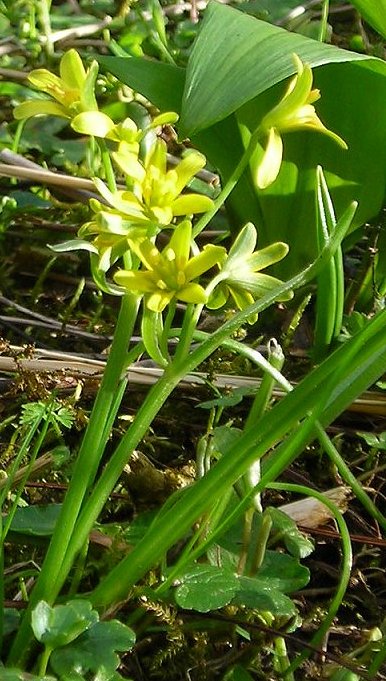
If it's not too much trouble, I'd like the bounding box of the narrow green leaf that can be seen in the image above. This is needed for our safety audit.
[350,0,386,38]
[89,307,386,608]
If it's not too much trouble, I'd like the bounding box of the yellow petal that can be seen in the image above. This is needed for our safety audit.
[72,111,116,137]
[113,269,155,293]
[28,69,64,95]
[13,100,69,120]
[112,148,146,183]
[256,128,283,189]
[172,194,214,216]
[178,282,208,304]
[146,290,173,312]
[60,49,86,89]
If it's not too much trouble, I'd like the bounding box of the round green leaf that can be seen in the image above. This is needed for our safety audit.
[233,576,297,617]
[31,600,98,648]
[50,620,136,677]
[174,565,240,612]
[257,550,310,592]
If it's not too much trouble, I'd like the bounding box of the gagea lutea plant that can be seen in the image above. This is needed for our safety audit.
[5,47,385,681]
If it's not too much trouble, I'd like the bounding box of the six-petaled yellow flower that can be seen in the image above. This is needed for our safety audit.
[89,139,214,230]
[207,223,292,323]
[114,220,226,312]
[14,49,98,121]
[256,54,348,189]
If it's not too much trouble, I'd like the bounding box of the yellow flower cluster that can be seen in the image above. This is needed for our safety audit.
[18,49,345,315]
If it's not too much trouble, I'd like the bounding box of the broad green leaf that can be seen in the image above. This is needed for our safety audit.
[212,425,243,456]
[50,620,135,677]
[5,191,52,210]
[258,550,310,592]
[179,2,380,136]
[330,671,361,681]
[179,2,386,274]
[239,61,386,274]
[7,504,62,537]
[123,509,158,545]
[198,386,255,409]
[174,565,240,611]
[240,0,306,23]
[268,507,314,559]
[233,576,296,616]
[31,600,98,649]
[350,0,386,38]
[99,4,386,278]
[357,431,386,450]
[97,56,185,114]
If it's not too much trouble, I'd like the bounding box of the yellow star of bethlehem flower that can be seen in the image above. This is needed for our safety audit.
[256,54,348,189]
[90,138,214,229]
[114,220,226,312]
[207,223,292,323]
[71,110,179,182]
[14,49,98,121]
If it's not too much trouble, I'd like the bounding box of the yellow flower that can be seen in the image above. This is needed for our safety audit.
[14,49,98,121]
[71,110,179,182]
[91,138,214,229]
[256,54,347,189]
[114,220,226,312]
[207,223,291,323]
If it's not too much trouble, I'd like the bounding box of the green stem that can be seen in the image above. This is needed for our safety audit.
[245,339,285,430]
[50,363,191,598]
[7,294,139,665]
[273,636,294,681]
[271,483,352,677]
[243,340,285,510]
[316,425,386,531]
[173,303,203,363]
[367,638,386,678]
[38,645,52,677]
[192,130,260,238]
[249,511,272,575]
[238,507,254,574]
[318,0,330,42]
[161,299,176,359]
[38,0,53,58]
[98,139,117,192]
